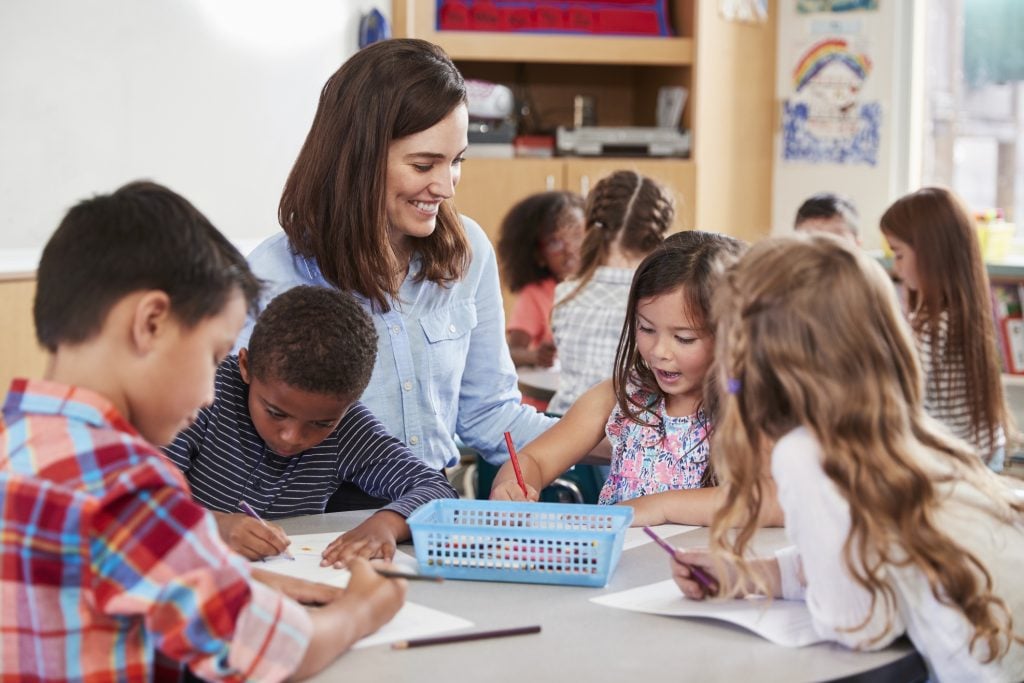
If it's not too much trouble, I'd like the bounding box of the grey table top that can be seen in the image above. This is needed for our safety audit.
[279,511,924,683]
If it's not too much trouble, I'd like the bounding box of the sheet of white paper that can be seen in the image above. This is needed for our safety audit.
[622,524,700,551]
[591,579,824,648]
[253,533,468,649]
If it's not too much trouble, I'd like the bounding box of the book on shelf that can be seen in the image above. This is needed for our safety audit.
[991,283,1024,375]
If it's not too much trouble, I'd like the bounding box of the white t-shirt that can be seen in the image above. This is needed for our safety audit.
[772,427,1024,682]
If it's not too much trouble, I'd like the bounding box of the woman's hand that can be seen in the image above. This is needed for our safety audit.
[213,511,291,560]
[490,479,540,502]
[321,511,406,567]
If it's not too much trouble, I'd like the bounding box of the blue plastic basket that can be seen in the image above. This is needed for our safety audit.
[407,500,633,587]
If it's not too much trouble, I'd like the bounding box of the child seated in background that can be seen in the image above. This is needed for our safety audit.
[165,285,458,565]
[548,170,674,416]
[498,191,584,370]
[794,191,860,244]
[881,187,1013,471]
[492,231,783,528]
[0,182,404,681]
[672,234,1024,681]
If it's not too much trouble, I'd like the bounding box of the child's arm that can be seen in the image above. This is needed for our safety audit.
[290,558,406,680]
[624,477,785,527]
[490,380,615,500]
[321,403,459,566]
[670,547,784,600]
[507,330,556,368]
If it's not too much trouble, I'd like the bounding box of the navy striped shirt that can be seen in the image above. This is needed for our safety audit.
[163,356,458,519]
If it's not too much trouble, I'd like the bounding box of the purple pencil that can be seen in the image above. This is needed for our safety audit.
[642,526,718,595]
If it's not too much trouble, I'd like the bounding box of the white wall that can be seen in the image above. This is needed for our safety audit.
[0,0,389,252]
[770,1,922,249]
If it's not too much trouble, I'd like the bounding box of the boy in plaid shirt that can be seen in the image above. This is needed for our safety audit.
[0,182,405,681]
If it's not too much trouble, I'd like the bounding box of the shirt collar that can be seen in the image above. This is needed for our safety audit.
[3,378,139,437]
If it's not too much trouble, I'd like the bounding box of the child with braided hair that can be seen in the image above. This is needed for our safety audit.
[547,170,675,416]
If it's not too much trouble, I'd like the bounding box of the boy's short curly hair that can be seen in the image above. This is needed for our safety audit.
[246,286,378,400]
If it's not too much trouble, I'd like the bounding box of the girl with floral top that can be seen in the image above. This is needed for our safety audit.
[491,231,784,527]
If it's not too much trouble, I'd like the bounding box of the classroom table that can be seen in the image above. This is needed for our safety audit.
[516,366,560,404]
[281,512,927,683]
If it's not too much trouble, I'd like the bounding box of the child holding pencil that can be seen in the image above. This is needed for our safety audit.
[881,187,1014,471]
[0,182,405,681]
[165,285,458,564]
[672,234,1024,681]
[492,231,783,527]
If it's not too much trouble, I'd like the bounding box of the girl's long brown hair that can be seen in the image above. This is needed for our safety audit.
[880,187,1011,458]
[711,234,1023,660]
[556,170,674,307]
[279,39,470,312]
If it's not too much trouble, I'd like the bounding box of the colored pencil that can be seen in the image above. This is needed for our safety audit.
[503,431,529,498]
[392,625,541,650]
[642,526,718,595]
[238,499,295,561]
[374,568,444,583]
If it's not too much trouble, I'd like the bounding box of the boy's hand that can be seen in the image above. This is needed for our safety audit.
[321,511,405,567]
[250,568,344,606]
[489,479,540,502]
[334,558,406,639]
[214,512,291,560]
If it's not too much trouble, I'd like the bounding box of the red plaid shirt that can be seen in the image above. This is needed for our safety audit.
[0,379,312,682]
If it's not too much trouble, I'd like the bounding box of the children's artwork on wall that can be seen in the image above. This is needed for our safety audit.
[719,0,768,23]
[782,37,880,165]
[796,0,877,12]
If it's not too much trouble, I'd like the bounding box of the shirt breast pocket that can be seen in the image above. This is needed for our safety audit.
[418,301,478,413]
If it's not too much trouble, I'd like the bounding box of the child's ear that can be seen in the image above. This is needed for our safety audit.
[238,348,252,385]
[129,290,173,354]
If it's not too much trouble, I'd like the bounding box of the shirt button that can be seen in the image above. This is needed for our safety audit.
[448,324,456,333]
[410,435,420,445]
[403,380,413,391]
[391,325,401,335]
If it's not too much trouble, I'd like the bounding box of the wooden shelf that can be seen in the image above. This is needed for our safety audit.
[392,1,693,66]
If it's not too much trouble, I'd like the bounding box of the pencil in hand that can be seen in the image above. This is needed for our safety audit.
[392,625,541,650]
[642,526,719,595]
[503,431,529,498]
[237,499,295,561]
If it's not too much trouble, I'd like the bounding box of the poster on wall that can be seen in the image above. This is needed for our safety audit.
[781,37,881,165]
[796,0,877,12]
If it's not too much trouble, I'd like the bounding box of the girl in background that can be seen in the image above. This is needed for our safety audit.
[492,232,783,528]
[672,235,1024,681]
[497,191,584,369]
[881,187,1013,471]
[547,170,674,416]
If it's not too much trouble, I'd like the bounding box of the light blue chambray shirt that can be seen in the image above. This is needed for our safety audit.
[236,216,556,470]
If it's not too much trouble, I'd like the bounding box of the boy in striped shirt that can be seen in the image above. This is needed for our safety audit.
[164,285,458,565]
[0,182,405,681]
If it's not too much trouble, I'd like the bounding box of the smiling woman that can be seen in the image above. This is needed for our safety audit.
[237,39,556,510]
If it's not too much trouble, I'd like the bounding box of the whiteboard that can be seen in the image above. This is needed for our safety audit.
[0,0,389,257]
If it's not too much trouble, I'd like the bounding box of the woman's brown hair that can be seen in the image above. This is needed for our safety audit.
[880,187,1010,458]
[557,170,674,306]
[711,234,1023,660]
[279,39,470,312]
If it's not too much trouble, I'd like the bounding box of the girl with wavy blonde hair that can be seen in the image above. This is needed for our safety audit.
[671,234,1024,681]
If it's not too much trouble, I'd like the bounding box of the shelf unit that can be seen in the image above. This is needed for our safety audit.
[393,0,777,316]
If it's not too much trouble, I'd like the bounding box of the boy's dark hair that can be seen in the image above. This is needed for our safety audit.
[497,191,584,292]
[34,181,262,353]
[794,192,860,235]
[247,286,378,400]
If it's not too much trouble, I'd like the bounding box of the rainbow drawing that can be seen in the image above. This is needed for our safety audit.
[793,38,872,91]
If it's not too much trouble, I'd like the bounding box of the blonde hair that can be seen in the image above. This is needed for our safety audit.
[710,234,1024,660]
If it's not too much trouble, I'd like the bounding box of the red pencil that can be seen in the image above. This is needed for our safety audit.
[503,431,529,498]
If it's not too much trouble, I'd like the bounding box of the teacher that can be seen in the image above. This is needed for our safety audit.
[237,39,555,500]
